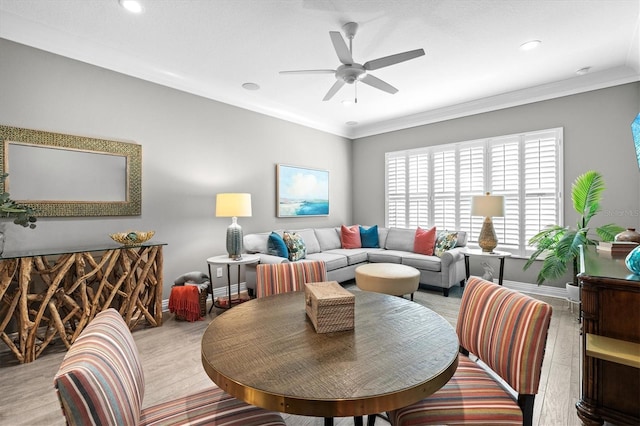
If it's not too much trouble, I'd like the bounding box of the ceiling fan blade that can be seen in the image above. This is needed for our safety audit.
[279,69,335,75]
[329,31,353,65]
[322,79,346,101]
[360,74,398,94]
[363,48,425,71]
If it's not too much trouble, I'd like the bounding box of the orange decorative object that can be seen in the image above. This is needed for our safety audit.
[169,286,204,322]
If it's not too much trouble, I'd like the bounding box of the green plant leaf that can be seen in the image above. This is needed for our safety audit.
[572,171,604,226]
[538,255,567,285]
[596,224,626,242]
[525,170,623,285]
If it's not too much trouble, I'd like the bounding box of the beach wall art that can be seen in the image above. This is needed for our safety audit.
[277,164,329,217]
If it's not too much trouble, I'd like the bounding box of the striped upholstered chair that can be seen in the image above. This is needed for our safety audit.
[388,277,553,426]
[53,308,286,426]
[255,260,327,298]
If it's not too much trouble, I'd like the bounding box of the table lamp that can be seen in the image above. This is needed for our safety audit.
[216,193,252,260]
[471,192,505,253]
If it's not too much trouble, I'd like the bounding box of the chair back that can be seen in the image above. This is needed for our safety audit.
[256,260,327,298]
[53,308,145,426]
[456,277,552,395]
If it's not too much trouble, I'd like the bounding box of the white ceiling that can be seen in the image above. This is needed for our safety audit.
[1,0,639,139]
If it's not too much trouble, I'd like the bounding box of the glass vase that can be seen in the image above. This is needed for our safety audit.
[625,245,640,275]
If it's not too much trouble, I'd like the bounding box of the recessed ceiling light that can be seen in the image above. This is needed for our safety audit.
[519,40,541,51]
[242,82,260,91]
[119,0,143,13]
[346,121,358,126]
[576,67,591,76]
[341,100,354,106]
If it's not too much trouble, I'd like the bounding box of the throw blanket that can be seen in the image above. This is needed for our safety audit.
[169,285,202,322]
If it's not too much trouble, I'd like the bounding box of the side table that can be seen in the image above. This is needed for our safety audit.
[462,249,511,286]
[206,254,259,312]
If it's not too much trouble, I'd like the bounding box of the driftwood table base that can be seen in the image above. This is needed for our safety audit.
[0,243,164,364]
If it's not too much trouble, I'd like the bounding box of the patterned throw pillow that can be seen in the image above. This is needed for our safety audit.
[435,231,458,257]
[283,232,306,261]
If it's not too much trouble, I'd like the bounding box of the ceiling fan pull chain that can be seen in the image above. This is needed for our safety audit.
[355,81,358,104]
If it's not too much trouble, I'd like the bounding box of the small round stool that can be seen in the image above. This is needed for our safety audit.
[355,263,420,300]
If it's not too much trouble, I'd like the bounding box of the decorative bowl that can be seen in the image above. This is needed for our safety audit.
[110,230,155,246]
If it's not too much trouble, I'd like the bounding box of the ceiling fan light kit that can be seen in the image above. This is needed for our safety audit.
[280,22,425,102]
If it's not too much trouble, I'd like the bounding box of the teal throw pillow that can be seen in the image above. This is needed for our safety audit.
[267,232,289,258]
[359,225,380,248]
[435,231,458,257]
[283,232,306,261]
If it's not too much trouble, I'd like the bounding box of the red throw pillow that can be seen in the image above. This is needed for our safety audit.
[341,225,362,249]
[414,226,437,255]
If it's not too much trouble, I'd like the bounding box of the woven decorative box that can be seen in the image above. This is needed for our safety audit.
[304,281,354,333]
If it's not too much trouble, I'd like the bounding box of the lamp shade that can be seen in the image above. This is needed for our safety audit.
[216,193,252,217]
[471,193,505,217]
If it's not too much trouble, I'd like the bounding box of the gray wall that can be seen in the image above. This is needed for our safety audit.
[2,38,639,293]
[0,39,352,297]
[352,82,640,286]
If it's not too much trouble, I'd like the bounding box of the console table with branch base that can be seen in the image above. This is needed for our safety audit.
[0,242,165,364]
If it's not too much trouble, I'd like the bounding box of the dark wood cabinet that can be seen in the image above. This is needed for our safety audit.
[576,246,640,425]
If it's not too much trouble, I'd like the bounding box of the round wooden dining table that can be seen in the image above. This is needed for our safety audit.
[201,290,459,423]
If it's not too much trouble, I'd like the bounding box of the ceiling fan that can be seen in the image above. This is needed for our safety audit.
[280,22,425,102]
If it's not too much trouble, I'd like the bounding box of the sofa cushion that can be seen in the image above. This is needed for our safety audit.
[401,253,442,272]
[323,248,371,265]
[360,225,380,248]
[435,231,458,257]
[306,252,349,271]
[340,225,362,249]
[378,227,389,248]
[243,231,271,254]
[283,232,306,261]
[295,228,321,254]
[414,226,436,255]
[367,250,405,264]
[315,227,342,251]
[267,232,289,258]
[385,227,416,252]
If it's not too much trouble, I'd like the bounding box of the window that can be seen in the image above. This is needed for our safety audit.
[385,128,563,257]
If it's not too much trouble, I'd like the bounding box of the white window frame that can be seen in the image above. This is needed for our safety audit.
[384,128,563,257]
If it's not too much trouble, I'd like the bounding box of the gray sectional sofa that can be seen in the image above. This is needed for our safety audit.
[243,226,468,297]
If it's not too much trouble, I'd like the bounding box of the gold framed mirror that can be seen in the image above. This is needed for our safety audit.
[0,125,141,217]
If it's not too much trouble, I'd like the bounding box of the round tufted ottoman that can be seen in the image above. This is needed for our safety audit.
[355,263,420,300]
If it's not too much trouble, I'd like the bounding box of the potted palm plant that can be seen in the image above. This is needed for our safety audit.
[524,171,623,291]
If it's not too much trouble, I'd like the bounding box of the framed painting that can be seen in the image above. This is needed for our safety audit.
[277,164,329,217]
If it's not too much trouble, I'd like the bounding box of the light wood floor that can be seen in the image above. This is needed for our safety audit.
[0,283,581,426]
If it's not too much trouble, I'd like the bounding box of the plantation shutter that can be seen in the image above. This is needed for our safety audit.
[489,136,520,247]
[385,152,407,228]
[384,127,562,256]
[408,151,430,227]
[523,130,561,251]
[459,143,485,239]
[433,148,457,230]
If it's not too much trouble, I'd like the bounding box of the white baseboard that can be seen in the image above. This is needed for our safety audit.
[502,279,567,299]
[162,282,247,312]
[161,280,566,311]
